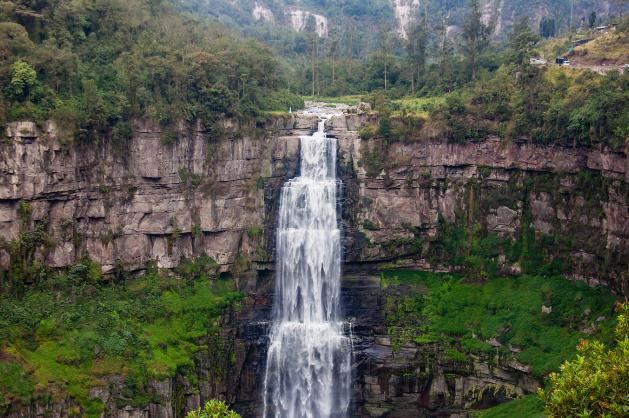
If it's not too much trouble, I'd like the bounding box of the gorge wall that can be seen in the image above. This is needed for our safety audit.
[0,116,309,279]
[329,115,628,296]
[1,111,627,417]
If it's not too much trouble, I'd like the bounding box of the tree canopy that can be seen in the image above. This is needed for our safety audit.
[0,0,302,142]
[539,302,629,417]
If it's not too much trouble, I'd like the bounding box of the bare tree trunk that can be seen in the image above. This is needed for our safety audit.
[315,36,319,96]
[384,60,388,91]
[311,36,316,96]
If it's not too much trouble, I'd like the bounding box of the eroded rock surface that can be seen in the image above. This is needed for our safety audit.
[0,116,319,276]
[1,111,627,417]
[328,116,628,295]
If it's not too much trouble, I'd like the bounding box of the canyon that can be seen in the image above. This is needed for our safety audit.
[1,108,627,417]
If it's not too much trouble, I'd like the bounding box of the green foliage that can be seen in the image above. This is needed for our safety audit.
[68,257,102,287]
[510,18,541,66]
[0,0,299,140]
[0,268,243,414]
[539,18,556,38]
[7,60,37,99]
[255,177,268,190]
[382,270,617,377]
[461,0,494,80]
[378,115,391,141]
[175,254,219,279]
[359,139,385,177]
[231,253,251,278]
[0,361,34,405]
[428,173,590,280]
[362,219,377,230]
[246,224,263,239]
[1,213,54,293]
[179,169,202,189]
[185,400,241,418]
[430,94,489,144]
[358,124,377,140]
[258,90,304,112]
[539,302,629,418]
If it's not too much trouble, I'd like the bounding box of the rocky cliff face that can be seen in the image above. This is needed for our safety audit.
[1,111,627,417]
[327,114,628,296]
[0,116,321,278]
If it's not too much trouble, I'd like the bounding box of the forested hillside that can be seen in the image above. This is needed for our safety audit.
[0,0,302,143]
[181,0,628,96]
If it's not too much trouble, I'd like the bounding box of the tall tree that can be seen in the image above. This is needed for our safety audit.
[309,33,319,96]
[378,23,390,91]
[461,0,494,80]
[589,11,597,28]
[539,17,556,38]
[510,17,540,66]
[328,29,339,86]
[406,21,428,94]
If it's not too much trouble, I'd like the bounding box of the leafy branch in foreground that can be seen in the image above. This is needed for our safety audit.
[185,400,240,418]
[539,302,629,417]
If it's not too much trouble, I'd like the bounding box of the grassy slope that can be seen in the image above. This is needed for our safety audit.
[381,270,617,376]
[571,28,629,65]
[0,273,243,416]
[537,28,628,66]
[475,395,546,418]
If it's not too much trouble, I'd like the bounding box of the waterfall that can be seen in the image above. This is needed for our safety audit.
[263,114,351,418]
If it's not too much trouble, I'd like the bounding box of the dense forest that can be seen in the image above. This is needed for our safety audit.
[182,0,629,95]
[0,0,302,143]
[2,0,627,149]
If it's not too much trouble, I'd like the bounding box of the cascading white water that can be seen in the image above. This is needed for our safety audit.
[263,114,351,418]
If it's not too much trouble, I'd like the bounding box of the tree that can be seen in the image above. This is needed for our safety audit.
[0,22,34,61]
[539,17,556,38]
[461,0,494,80]
[7,59,37,99]
[309,33,319,96]
[539,302,629,417]
[589,11,597,28]
[406,22,428,94]
[510,17,541,66]
[328,29,339,86]
[186,400,241,418]
[378,23,391,90]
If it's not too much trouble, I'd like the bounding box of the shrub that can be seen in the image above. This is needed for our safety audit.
[258,90,304,112]
[362,219,377,230]
[358,124,377,140]
[247,225,263,239]
[0,361,34,404]
[186,400,240,418]
[378,115,391,141]
[539,302,629,417]
[7,60,37,100]
[381,270,616,377]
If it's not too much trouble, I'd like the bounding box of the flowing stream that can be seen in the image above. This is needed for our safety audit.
[263,112,351,418]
